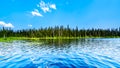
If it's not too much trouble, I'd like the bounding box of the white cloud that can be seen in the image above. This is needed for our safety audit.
[39,1,50,13]
[50,4,56,10]
[0,21,14,28]
[28,24,32,27]
[31,1,56,17]
[31,9,43,16]
[38,1,56,13]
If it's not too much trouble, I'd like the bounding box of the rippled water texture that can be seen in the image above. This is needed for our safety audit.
[0,38,120,68]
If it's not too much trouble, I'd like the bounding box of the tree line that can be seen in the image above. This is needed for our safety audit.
[0,25,120,38]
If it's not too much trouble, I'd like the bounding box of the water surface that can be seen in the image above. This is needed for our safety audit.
[0,38,120,68]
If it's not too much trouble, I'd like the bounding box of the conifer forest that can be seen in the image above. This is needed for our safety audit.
[0,25,120,38]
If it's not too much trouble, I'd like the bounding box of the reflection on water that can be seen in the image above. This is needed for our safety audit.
[0,38,120,68]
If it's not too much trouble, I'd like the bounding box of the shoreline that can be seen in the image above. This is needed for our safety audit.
[0,37,120,42]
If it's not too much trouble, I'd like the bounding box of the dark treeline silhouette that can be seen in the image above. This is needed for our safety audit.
[0,25,120,38]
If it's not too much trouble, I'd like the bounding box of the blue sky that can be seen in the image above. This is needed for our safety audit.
[0,0,120,30]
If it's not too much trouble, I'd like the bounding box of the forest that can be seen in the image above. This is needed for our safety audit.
[0,25,120,38]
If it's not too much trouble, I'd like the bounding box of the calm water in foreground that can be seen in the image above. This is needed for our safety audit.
[0,38,120,68]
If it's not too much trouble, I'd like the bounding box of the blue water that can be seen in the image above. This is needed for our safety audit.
[0,38,120,68]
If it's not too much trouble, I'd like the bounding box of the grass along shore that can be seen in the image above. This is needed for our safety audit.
[0,37,81,42]
[0,36,120,42]
[0,37,89,42]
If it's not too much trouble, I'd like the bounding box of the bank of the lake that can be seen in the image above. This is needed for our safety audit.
[0,37,79,42]
[0,36,120,42]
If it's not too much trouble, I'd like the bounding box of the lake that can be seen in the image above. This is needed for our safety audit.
[0,38,120,68]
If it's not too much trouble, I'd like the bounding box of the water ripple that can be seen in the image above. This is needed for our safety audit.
[0,39,120,68]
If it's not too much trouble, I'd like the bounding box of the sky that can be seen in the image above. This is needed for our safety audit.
[0,0,120,30]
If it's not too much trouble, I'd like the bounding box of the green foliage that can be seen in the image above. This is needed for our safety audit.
[0,26,120,38]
